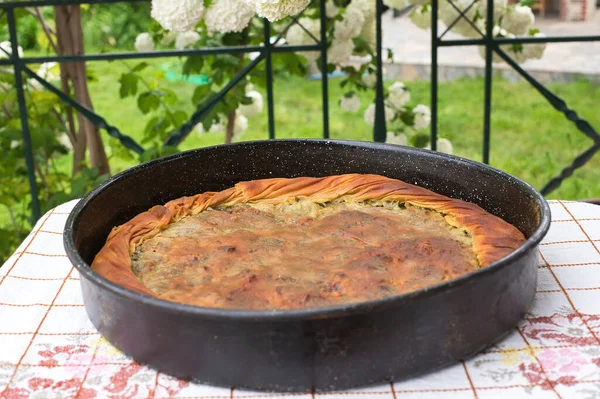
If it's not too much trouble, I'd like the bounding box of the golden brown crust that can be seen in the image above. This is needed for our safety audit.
[91,174,526,303]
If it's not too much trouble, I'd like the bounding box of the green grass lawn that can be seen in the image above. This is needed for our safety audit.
[83,58,600,200]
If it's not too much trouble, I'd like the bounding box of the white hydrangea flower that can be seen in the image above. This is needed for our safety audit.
[334,6,364,41]
[439,0,479,38]
[325,0,339,18]
[413,104,431,130]
[384,0,410,9]
[57,134,73,151]
[243,0,311,22]
[409,5,431,30]
[161,31,177,45]
[285,17,320,60]
[233,112,248,139]
[10,140,19,149]
[204,0,255,34]
[195,122,207,134]
[151,0,205,32]
[358,19,377,50]
[36,62,59,81]
[348,0,375,21]
[134,33,155,52]
[524,32,546,59]
[362,73,377,88]
[239,90,264,116]
[328,39,353,64]
[364,103,394,126]
[425,139,453,154]
[478,0,507,20]
[209,115,227,133]
[0,41,23,58]
[340,93,361,112]
[286,17,320,45]
[502,5,534,36]
[437,138,453,154]
[387,81,410,110]
[175,31,201,50]
[385,132,408,146]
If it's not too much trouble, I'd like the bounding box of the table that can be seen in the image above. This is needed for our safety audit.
[1,199,600,398]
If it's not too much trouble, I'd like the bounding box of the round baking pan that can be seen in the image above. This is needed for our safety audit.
[64,139,550,392]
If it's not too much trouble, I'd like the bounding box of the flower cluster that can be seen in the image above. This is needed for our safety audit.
[134,33,155,52]
[151,0,206,33]
[204,0,255,34]
[395,0,546,64]
[175,31,201,50]
[150,0,313,34]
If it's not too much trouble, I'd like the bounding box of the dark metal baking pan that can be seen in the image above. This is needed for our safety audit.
[63,139,550,392]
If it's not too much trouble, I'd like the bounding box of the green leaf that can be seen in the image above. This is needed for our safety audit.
[213,54,241,69]
[193,87,216,106]
[137,91,161,114]
[202,109,219,132]
[410,133,430,148]
[171,110,189,128]
[352,36,375,57]
[519,0,535,6]
[529,28,540,35]
[132,62,149,72]
[139,147,160,163]
[143,116,171,144]
[183,56,204,76]
[119,72,139,98]
[399,108,415,126]
[159,145,180,157]
[240,95,253,105]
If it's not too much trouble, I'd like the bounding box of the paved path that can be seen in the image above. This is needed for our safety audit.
[382,10,600,79]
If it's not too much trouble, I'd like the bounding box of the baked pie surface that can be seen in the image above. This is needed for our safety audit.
[91,174,526,310]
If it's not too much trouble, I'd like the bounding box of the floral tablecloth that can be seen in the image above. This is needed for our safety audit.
[1,199,600,398]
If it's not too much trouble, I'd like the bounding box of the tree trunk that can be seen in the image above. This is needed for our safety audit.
[55,5,110,176]
[225,110,236,145]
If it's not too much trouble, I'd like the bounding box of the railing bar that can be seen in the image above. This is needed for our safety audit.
[7,8,41,222]
[482,0,494,164]
[430,0,438,151]
[263,19,276,140]
[540,143,600,196]
[439,35,600,46]
[0,0,148,8]
[0,45,324,66]
[319,0,329,140]
[373,0,386,142]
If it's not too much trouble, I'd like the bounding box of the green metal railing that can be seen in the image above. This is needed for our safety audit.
[430,0,600,193]
[1,0,599,224]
